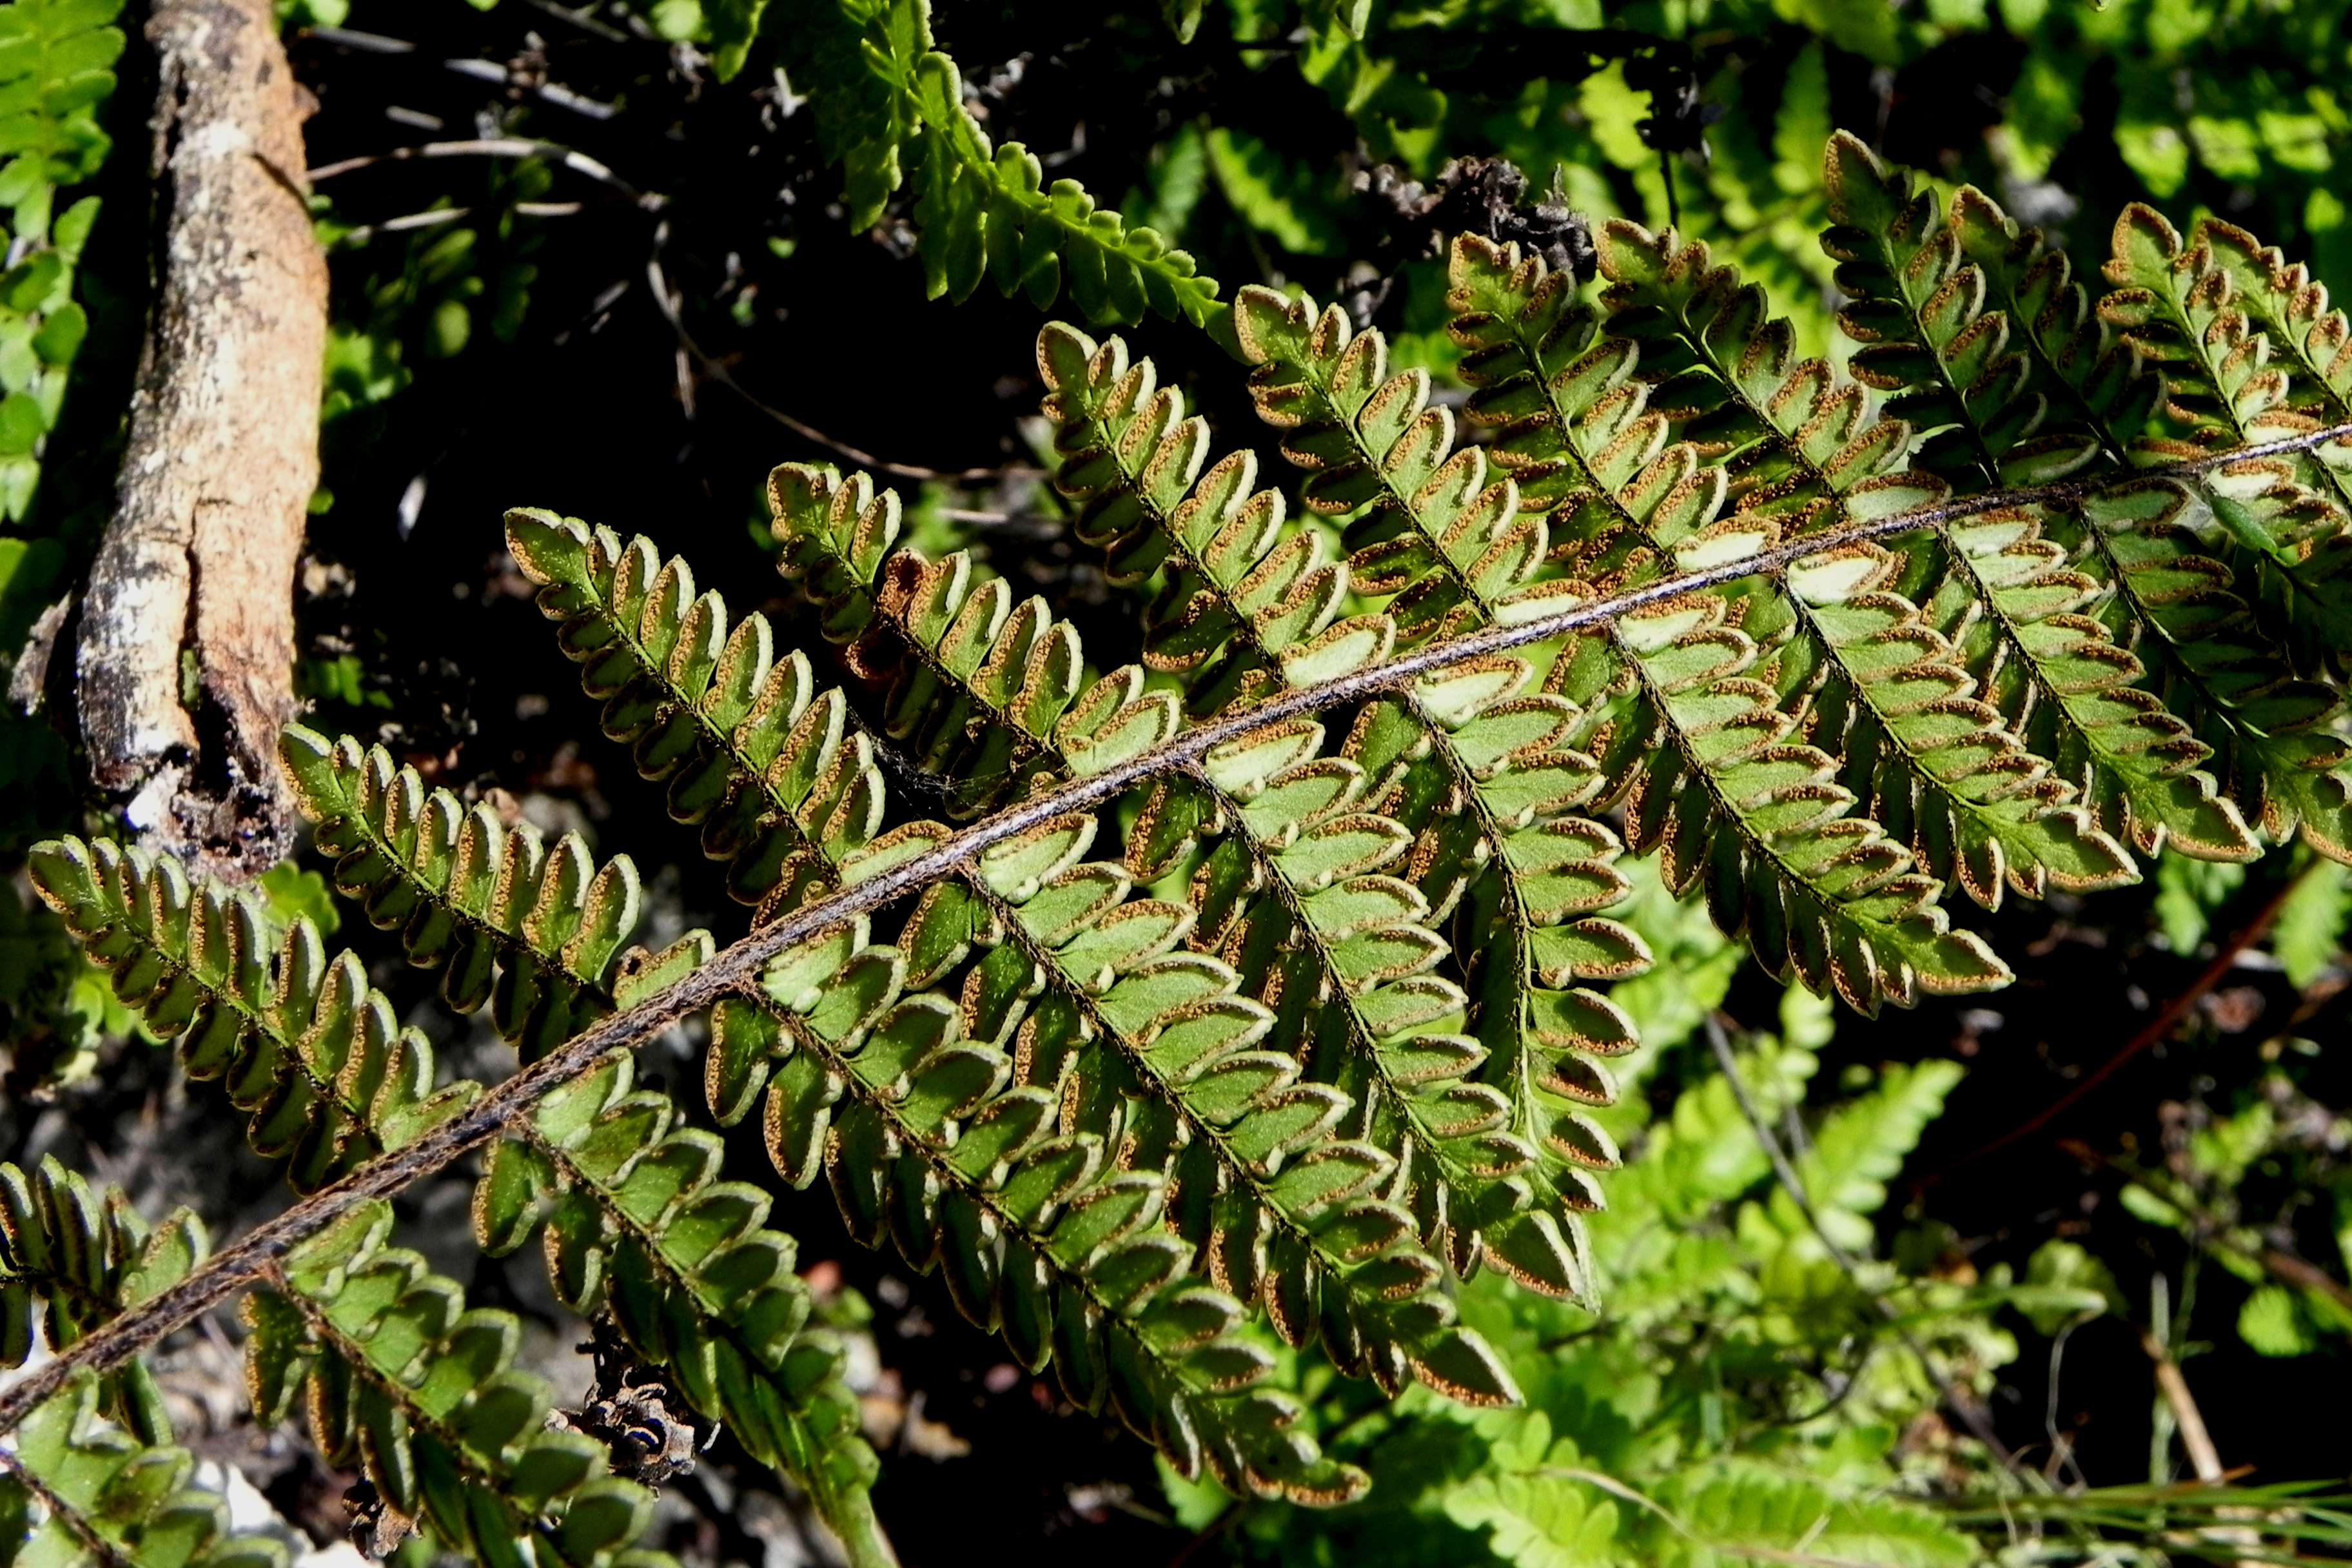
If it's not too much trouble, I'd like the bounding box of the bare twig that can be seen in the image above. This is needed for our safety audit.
[6,418,2351,1438]
[306,139,664,209]
[1703,1016,2024,1473]
[647,255,1048,485]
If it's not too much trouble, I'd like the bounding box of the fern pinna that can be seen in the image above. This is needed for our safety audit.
[12,134,2352,1567]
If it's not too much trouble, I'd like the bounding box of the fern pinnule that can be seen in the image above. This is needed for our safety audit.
[248,1201,680,1568]
[504,512,888,918]
[1,1374,287,1568]
[279,729,644,1059]
[475,1052,886,1566]
[26,837,478,1189]
[1,1160,202,1447]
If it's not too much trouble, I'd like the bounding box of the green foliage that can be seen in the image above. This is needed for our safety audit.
[770,0,1223,326]
[0,0,117,520]
[24,74,2352,1564]
[249,1199,678,1568]
[1,1375,284,1568]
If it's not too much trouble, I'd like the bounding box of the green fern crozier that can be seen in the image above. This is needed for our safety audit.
[12,140,2352,1568]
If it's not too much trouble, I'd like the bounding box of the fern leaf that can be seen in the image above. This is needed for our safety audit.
[774,0,1220,326]
[473,1052,888,1568]
[0,0,122,520]
[1,1160,203,1446]
[708,923,1380,1503]
[504,509,888,919]
[2,1375,286,1568]
[251,1200,678,1568]
[2101,204,2352,680]
[279,727,649,1061]
[1651,1461,1974,1568]
[1598,215,2256,866]
[1039,322,1610,1300]
[25,837,480,1190]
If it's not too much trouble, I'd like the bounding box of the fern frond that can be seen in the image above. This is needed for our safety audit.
[1451,232,2139,919]
[770,466,1527,1386]
[26,838,479,1189]
[1,1160,202,1446]
[771,464,1179,816]
[707,919,1380,1503]
[473,1052,888,1568]
[1597,215,2257,866]
[1,1375,286,1568]
[249,1201,676,1568]
[774,0,1220,327]
[1036,325,1349,718]
[1950,193,2352,861]
[502,511,888,918]
[278,729,645,1060]
[2101,204,2352,679]
[1037,323,1610,1297]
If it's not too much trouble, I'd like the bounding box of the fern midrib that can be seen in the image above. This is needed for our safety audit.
[269,1277,564,1554]
[1539,289,2064,864]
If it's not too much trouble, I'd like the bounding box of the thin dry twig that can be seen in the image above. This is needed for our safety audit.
[307,138,665,208]
[1917,863,2312,1190]
[5,416,2350,1440]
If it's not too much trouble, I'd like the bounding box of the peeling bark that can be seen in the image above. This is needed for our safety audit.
[74,0,325,879]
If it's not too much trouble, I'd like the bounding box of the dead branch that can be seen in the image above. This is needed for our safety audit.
[74,0,329,879]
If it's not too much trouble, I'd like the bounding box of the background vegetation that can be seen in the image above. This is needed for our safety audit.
[6,1,2352,1564]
